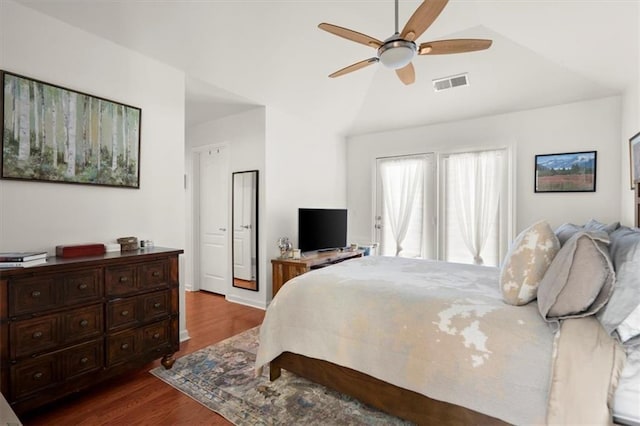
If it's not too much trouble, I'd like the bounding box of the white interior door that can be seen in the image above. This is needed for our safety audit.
[233,173,252,281]
[199,146,229,295]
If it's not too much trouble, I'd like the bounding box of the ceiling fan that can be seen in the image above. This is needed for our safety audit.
[318,0,492,85]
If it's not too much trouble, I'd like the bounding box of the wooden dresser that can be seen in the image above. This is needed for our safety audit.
[271,250,363,297]
[0,247,183,415]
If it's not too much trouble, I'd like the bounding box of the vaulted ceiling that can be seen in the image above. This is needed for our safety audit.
[17,0,639,136]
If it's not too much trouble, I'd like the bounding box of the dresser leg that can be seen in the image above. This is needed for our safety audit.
[161,353,176,369]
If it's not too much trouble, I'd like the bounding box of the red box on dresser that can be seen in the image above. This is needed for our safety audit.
[55,244,106,258]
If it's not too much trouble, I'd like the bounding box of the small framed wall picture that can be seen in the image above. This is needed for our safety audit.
[630,131,640,190]
[534,151,597,193]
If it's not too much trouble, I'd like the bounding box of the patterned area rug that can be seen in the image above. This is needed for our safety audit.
[150,327,409,425]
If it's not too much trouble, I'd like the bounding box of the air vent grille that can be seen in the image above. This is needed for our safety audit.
[432,73,469,92]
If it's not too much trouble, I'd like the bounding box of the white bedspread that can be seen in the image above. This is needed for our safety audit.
[615,345,640,425]
[256,256,556,424]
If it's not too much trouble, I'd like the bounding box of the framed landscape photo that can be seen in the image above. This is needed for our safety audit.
[1,70,141,188]
[534,151,596,193]
[630,131,640,189]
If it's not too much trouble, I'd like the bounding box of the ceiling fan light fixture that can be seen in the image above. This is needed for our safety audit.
[378,39,416,69]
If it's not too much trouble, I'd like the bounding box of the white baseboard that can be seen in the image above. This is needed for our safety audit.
[225,294,267,310]
[180,329,191,342]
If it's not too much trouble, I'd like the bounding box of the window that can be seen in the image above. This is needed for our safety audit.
[441,150,508,267]
[373,149,510,267]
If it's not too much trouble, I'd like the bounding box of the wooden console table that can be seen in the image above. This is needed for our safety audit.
[0,247,183,415]
[271,250,363,297]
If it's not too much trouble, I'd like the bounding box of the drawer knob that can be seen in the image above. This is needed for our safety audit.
[78,283,88,290]
[31,290,41,298]
[33,372,43,380]
[153,302,161,309]
[32,331,43,339]
[119,276,129,283]
[153,333,160,339]
[121,310,129,316]
[79,319,89,327]
[121,343,129,350]
[152,271,160,277]
[80,357,89,364]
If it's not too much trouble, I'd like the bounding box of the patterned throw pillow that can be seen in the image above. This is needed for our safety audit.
[500,221,561,306]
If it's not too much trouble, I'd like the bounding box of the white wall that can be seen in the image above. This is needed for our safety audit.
[347,96,622,247]
[185,107,266,308]
[0,1,188,337]
[264,106,347,300]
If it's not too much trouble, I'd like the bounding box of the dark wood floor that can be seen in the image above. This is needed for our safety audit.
[21,291,265,426]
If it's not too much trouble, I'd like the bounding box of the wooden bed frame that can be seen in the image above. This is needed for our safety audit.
[270,351,508,425]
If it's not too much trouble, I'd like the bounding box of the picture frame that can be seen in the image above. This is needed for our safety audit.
[534,151,597,193]
[1,70,141,188]
[630,131,640,190]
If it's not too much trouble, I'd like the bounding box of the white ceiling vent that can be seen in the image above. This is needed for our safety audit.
[432,73,469,92]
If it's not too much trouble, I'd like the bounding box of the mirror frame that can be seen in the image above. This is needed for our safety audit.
[231,170,259,291]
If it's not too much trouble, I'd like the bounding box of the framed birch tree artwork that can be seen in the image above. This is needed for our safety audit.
[1,71,141,188]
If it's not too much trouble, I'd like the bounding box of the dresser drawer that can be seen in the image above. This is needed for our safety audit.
[141,320,170,352]
[140,260,168,289]
[11,316,59,359]
[62,339,103,379]
[62,304,103,344]
[61,269,102,305]
[9,277,58,317]
[11,356,56,399]
[107,329,138,366]
[141,291,170,322]
[106,298,138,330]
[105,265,137,296]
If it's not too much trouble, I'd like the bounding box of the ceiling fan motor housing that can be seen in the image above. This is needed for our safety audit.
[378,38,417,69]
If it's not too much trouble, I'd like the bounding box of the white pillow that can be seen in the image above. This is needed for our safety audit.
[500,221,561,306]
[617,304,640,343]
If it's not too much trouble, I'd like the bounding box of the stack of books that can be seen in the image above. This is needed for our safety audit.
[0,251,48,268]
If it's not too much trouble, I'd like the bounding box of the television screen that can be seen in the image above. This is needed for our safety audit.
[298,208,347,253]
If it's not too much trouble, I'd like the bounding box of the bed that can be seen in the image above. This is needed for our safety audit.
[255,222,640,425]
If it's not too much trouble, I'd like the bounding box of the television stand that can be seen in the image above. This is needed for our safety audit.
[271,249,364,298]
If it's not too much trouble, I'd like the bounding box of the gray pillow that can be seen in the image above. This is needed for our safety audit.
[597,226,640,337]
[538,231,614,321]
[584,219,620,234]
[554,223,583,245]
[555,220,620,246]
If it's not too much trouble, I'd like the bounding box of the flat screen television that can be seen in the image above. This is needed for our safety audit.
[298,208,347,253]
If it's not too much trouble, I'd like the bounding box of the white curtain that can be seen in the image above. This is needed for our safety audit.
[448,151,502,265]
[380,158,424,256]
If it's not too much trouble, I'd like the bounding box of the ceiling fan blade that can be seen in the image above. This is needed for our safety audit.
[418,39,493,55]
[329,58,379,78]
[395,62,415,85]
[318,23,383,49]
[400,0,449,42]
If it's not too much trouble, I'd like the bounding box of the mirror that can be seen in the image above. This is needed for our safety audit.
[232,170,259,291]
